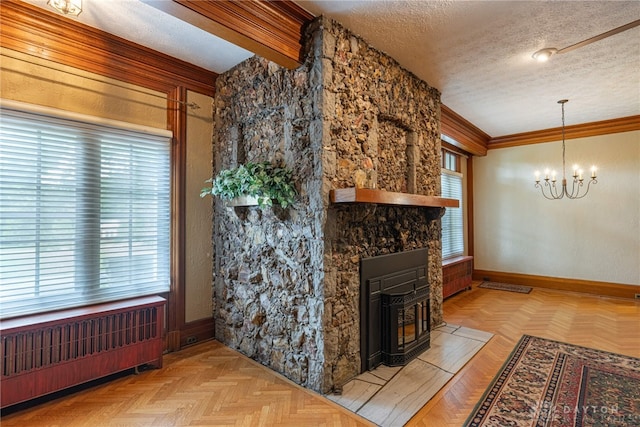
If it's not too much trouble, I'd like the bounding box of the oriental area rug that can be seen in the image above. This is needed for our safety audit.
[465,335,640,427]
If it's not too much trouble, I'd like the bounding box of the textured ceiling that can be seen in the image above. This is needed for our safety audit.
[298,1,640,136]
[22,0,640,138]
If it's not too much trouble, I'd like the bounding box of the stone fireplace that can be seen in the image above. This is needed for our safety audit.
[213,16,444,394]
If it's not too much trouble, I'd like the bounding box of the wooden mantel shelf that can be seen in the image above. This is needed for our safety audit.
[330,188,459,208]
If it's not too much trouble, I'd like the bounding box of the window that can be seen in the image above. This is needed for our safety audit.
[441,149,464,259]
[0,101,171,318]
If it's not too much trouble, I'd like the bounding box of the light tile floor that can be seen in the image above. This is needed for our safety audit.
[326,324,493,426]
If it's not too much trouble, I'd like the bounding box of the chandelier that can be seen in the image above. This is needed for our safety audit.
[534,100,597,200]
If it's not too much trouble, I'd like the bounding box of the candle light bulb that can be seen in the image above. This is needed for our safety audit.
[591,166,597,178]
[535,170,540,182]
[545,168,550,179]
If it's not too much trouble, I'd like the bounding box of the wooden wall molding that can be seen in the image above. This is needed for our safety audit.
[488,115,640,149]
[473,269,639,299]
[441,104,490,156]
[180,318,217,348]
[0,0,217,95]
[142,0,314,70]
[466,156,474,258]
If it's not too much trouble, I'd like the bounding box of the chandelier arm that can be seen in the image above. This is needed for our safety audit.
[538,180,565,199]
[536,182,547,199]
[536,182,556,200]
[557,180,565,199]
[568,178,582,199]
[551,181,563,199]
[572,178,597,199]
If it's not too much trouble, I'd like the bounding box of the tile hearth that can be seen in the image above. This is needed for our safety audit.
[326,324,493,426]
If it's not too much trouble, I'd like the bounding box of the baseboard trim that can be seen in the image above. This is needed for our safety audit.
[473,270,639,299]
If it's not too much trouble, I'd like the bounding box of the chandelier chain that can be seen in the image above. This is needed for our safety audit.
[561,100,566,180]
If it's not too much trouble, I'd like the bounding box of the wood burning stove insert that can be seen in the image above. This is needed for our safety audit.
[382,287,430,366]
[360,248,430,371]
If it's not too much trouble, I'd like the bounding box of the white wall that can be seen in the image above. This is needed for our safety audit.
[474,130,640,285]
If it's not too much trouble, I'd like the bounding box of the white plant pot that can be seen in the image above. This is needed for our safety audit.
[226,195,260,207]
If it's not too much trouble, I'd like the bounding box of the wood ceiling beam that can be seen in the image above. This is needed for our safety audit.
[142,0,314,70]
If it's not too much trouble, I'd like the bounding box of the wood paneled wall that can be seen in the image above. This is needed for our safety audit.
[0,0,217,351]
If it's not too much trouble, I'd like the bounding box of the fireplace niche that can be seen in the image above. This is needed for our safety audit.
[360,248,430,371]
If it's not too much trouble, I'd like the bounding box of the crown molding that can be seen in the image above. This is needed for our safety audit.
[440,105,490,156]
[0,0,217,95]
[488,115,640,149]
[142,0,314,70]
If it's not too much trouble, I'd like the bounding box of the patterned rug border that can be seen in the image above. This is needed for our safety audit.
[478,281,532,294]
[463,334,530,427]
[464,335,640,427]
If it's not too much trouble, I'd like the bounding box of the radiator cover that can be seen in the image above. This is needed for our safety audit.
[1,296,165,408]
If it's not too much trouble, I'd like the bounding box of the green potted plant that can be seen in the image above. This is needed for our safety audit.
[201,161,297,208]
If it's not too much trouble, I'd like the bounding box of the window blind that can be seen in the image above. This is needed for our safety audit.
[441,170,464,259]
[0,102,171,318]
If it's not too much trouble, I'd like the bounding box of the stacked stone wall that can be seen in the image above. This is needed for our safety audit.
[318,18,443,389]
[213,16,443,393]
[213,52,326,389]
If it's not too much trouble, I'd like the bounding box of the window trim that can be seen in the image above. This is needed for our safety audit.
[441,145,466,260]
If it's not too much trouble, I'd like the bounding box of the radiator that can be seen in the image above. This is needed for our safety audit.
[443,256,473,299]
[1,295,165,408]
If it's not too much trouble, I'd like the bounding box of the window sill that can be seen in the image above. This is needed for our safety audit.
[442,255,473,267]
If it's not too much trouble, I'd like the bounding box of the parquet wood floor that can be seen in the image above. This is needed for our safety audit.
[407,284,640,426]
[2,283,638,426]
[1,340,373,427]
